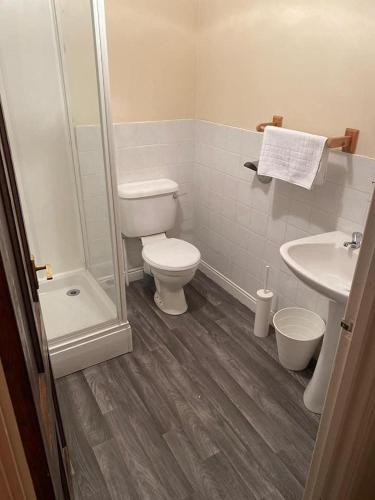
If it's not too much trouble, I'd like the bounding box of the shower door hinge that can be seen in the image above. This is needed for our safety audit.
[340,320,354,333]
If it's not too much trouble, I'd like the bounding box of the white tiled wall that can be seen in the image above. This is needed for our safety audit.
[76,118,375,321]
[114,120,195,270]
[194,120,375,320]
[75,125,114,280]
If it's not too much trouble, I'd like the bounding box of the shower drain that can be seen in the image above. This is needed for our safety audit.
[66,288,80,297]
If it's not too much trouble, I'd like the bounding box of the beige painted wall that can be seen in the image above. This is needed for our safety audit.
[105,0,375,157]
[105,0,197,123]
[195,0,375,157]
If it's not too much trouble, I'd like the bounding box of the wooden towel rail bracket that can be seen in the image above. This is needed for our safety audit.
[256,116,360,154]
[256,115,283,132]
[327,128,360,154]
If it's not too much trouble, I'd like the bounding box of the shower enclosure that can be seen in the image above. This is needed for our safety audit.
[0,0,131,377]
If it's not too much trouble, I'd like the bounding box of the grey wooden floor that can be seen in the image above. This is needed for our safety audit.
[56,271,319,500]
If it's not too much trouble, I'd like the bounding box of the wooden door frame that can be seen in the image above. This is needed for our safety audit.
[0,359,36,500]
[0,215,57,498]
[304,188,375,499]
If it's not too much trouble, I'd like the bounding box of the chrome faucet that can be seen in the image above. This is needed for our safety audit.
[344,232,363,249]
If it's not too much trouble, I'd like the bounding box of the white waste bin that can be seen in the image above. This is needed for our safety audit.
[273,307,325,371]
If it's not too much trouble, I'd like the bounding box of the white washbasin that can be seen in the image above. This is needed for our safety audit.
[279,230,360,414]
[280,231,359,303]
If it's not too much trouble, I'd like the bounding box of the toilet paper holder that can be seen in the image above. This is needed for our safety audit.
[243,160,272,184]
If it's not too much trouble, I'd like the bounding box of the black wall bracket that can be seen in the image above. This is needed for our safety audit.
[243,161,272,184]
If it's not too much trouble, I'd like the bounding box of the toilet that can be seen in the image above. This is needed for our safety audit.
[118,179,201,315]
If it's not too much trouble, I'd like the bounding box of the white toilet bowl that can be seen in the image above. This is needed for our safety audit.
[142,237,200,315]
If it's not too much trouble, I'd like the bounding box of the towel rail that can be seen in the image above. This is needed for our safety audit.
[256,116,360,154]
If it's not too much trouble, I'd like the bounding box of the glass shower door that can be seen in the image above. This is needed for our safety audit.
[53,0,119,304]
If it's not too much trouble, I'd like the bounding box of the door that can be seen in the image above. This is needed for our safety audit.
[0,97,71,498]
[304,187,375,499]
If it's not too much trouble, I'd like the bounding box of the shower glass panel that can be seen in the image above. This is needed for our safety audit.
[52,0,118,304]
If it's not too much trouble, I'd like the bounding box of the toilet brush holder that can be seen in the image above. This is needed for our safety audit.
[254,289,273,337]
[254,265,273,338]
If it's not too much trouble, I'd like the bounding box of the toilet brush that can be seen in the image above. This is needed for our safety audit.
[254,265,273,338]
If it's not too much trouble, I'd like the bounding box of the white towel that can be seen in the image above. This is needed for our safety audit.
[257,127,328,190]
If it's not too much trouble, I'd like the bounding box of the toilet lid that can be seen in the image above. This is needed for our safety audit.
[142,238,201,272]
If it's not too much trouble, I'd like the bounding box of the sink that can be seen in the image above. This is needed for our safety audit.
[280,231,358,303]
[280,231,359,413]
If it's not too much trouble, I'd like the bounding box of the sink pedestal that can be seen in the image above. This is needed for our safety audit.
[279,231,358,414]
[304,300,345,414]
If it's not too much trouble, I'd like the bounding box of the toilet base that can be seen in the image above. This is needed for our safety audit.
[154,289,187,315]
[151,268,196,315]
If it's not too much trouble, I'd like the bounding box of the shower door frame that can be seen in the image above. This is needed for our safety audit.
[90,0,128,323]
[44,0,132,377]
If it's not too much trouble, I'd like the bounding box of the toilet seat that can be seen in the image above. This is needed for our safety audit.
[142,238,200,272]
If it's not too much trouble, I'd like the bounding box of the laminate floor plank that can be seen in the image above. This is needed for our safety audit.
[211,321,318,444]
[130,349,220,460]
[174,345,305,500]
[57,270,318,499]
[217,316,317,413]
[110,394,192,500]
[93,439,141,500]
[83,364,116,415]
[56,371,111,447]
[93,359,193,500]
[56,379,112,500]
[217,307,316,390]
[194,272,316,389]
[196,326,316,465]
[152,345,283,499]
[163,429,225,500]
[178,320,314,483]
[118,351,181,434]
[83,357,194,499]
[172,325,291,453]
[104,408,173,500]
[204,452,262,500]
